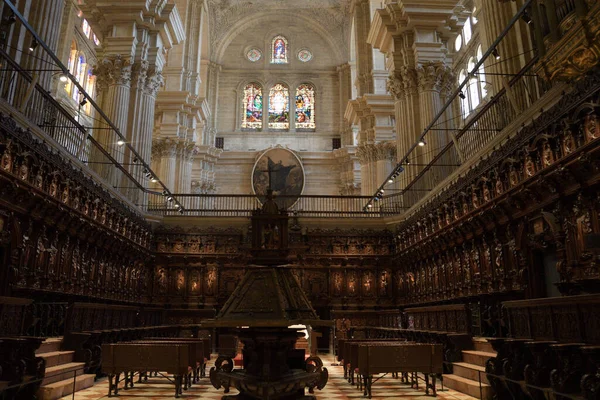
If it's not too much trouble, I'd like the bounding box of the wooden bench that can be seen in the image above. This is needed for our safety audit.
[343,339,410,385]
[102,343,191,398]
[136,338,208,381]
[357,343,443,398]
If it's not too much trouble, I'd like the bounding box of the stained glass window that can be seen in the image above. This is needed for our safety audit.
[246,48,262,62]
[241,83,263,129]
[84,68,95,113]
[295,84,315,129]
[298,49,312,62]
[82,19,91,38]
[271,36,288,64]
[268,83,289,129]
[72,54,86,101]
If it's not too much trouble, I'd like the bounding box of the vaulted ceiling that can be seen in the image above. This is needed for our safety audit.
[207,0,353,61]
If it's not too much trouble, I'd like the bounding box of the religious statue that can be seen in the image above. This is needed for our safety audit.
[524,155,536,177]
[380,270,389,296]
[495,176,504,196]
[585,113,599,141]
[542,142,554,167]
[19,161,28,181]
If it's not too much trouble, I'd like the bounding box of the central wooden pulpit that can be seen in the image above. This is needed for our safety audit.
[205,191,331,399]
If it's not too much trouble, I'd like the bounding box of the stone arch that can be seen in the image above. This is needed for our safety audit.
[214,11,345,65]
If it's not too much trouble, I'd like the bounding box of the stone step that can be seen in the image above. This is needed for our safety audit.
[37,338,62,355]
[36,374,95,400]
[462,350,496,368]
[42,362,86,386]
[453,362,489,384]
[443,373,492,399]
[37,351,74,368]
[472,338,495,354]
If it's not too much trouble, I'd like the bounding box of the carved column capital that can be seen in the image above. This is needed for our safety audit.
[356,143,376,165]
[93,55,133,91]
[131,60,149,89]
[416,61,451,92]
[399,66,418,95]
[374,141,397,162]
[386,75,405,100]
[145,71,164,97]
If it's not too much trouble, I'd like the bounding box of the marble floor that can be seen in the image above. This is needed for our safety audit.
[60,355,477,400]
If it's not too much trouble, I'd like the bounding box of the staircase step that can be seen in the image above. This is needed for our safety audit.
[37,351,74,368]
[37,338,63,355]
[462,350,496,368]
[42,362,86,386]
[36,374,95,400]
[443,373,492,399]
[472,338,495,353]
[453,362,489,384]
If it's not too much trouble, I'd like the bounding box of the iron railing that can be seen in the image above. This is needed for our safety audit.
[146,193,396,218]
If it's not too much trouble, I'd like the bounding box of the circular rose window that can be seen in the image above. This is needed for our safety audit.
[246,48,262,62]
[297,49,313,63]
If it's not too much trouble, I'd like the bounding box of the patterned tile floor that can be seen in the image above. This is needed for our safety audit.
[60,355,477,400]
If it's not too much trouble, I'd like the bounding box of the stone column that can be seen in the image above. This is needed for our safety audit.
[357,143,376,196]
[337,63,352,141]
[351,0,374,96]
[478,0,533,107]
[24,0,64,90]
[374,142,396,187]
[92,55,132,186]
[152,138,178,191]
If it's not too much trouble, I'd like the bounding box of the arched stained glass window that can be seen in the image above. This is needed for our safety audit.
[268,83,290,129]
[66,41,78,95]
[84,68,95,113]
[241,83,263,129]
[271,35,288,64]
[295,84,315,129]
[72,54,86,101]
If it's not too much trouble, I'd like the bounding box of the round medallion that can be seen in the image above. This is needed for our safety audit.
[252,148,305,210]
[297,49,313,63]
[246,48,262,62]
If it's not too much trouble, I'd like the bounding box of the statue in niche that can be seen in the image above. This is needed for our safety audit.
[483,184,491,203]
[35,166,44,189]
[190,271,200,294]
[176,270,185,292]
[19,160,28,181]
[61,184,70,204]
[462,199,469,215]
[334,272,342,295]
[364,272,373,295]
[206,265,217,296]
[495,176,504,196]
[471,188,480,208]
[562,128,575,155]
[542,142,554,167]
[1,142,13,171]
[585,113,599,141]
[380,270,389,296]
[348,273,356,296]
[509,167,519,187]
[157,268,167,293]
[49,175,59,197]
[524,155,536,177]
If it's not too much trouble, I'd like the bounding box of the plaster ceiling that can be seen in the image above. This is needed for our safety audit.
[207,0,353,61]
